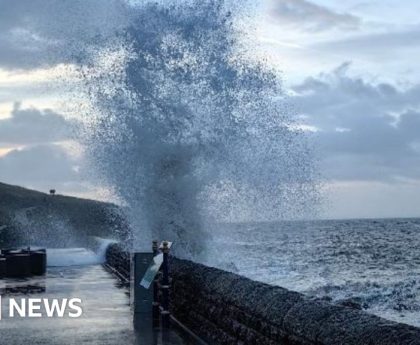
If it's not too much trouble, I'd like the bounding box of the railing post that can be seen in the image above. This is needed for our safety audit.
[160,240,170,329]
[152,240,160,327]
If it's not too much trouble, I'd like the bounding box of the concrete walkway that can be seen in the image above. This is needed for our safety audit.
[0,265,188,344]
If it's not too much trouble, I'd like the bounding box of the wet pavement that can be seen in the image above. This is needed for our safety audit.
[0,265,188,344]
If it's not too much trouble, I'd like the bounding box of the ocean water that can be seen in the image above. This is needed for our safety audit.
[206,218,420,327]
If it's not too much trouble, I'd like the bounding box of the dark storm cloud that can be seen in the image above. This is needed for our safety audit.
[399,110,420,140]
[0,143,94,196]
[269,0,360,31]
[0,104,87,193]
[292,64,420,181]
[0,104,74,145]
[0,0,128,69]
[0,144,78,185]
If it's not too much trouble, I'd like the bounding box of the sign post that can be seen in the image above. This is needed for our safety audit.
[133,252,154,314]
[133,241,173,334]
[132,252,156,343]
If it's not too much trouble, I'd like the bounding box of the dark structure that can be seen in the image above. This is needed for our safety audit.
[0,248,46,278]
[105,243,130,285]
[0,256,6,277]
[105,244,420,345]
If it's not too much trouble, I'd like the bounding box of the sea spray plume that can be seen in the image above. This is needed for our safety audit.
[79,0,320,259]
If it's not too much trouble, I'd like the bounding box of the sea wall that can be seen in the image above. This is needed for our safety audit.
[105,243,130,285]
[105,244,420,345]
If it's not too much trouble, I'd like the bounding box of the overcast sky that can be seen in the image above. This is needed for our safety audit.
[0,0,419,219]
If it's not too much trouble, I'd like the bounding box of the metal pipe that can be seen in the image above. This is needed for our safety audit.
[152,240,160,327]
[160,240,170,329]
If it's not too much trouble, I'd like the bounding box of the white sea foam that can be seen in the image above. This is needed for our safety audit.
[73,0,320,259]
[47,238,116,267]
[47,248,102,267]
[207,219,420,327]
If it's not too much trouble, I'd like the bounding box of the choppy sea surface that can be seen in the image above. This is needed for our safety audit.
[206,218,420,327]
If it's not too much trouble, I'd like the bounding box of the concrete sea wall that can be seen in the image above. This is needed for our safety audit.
[105,244,420,345]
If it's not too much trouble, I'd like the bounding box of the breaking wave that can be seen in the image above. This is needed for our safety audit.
[47,238,116,267]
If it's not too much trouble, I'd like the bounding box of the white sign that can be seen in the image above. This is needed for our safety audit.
[139,253,164,289]
[0,296,83,319]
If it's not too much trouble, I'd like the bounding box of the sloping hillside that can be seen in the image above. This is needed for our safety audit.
[0,182,129,247]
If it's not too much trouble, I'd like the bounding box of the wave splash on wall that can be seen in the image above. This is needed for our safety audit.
[78,0,320,259]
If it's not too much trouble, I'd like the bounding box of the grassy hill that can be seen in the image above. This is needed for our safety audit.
[0,182,129,248]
